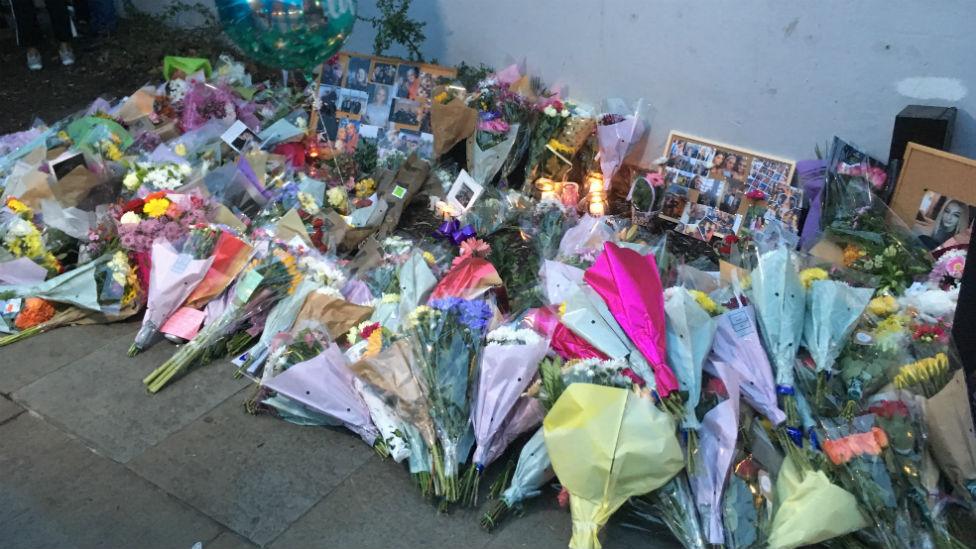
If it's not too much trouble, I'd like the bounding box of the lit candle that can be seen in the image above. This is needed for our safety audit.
[561,182,579,208]
[587,173,606,217]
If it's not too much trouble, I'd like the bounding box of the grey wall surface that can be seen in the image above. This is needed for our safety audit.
[156,0,976,164]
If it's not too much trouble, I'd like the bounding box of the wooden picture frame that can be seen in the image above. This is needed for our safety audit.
[891,143,976,251]
[659,131,798,234]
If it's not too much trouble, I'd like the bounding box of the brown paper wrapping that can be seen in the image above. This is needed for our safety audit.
[376,154,430,239]
[115,88,157,124]
[274,208,312,245]
[51,165,104,208]
[6,169,54,210]
[925,369,976,493]
[293,292,373,341]
[348,339,437,447]
[430,86,477,158]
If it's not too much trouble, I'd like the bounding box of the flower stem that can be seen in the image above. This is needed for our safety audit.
[480,499,511,531]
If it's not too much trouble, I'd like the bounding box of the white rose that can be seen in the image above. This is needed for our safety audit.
[123,172,141,190]
[543,105,557,117]
[120,211,142,225]
[179,164,192,176]
[560,109,570,118]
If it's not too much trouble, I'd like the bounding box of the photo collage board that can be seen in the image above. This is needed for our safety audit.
[319,53,457,165]
[659,131,798,242]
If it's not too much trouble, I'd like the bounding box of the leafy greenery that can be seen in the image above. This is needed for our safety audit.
[454,62,495,91]
[358,0,428,62]
[355,138,379,175]
[631,176,655,211]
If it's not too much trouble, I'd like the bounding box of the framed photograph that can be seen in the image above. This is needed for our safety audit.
[321,56,345,86]
[676,202,741,242]
[891,143,976,250]
[345,56,371,91]
[447,169,484,214]
[659,131,796,231]
[49,151,87,180]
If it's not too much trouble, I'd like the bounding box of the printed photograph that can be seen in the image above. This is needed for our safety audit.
[390,98,422,126]
[661,183,691,220]
[677,203,741,242]
[912,190,976,249]
[395,64,422,100]
[337,88,368,117]
[370,61,396,85]
[345,56,371,91]
[362,84,393,127]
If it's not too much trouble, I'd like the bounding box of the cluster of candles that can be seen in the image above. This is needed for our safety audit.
[534,172,607,216]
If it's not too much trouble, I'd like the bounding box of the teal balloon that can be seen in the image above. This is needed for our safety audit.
[217,0,357,70]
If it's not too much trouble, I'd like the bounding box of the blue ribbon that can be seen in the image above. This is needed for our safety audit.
[786,426,804,447]
[807,428,821,451]
[776,385,795,396]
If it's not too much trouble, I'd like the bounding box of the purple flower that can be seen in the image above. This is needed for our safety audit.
[458,300,491,333]
[120,233,137,249]
[162,221,183,242]
[430,297,464,312]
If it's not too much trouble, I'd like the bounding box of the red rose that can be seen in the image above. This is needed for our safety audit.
[122,198,145,213]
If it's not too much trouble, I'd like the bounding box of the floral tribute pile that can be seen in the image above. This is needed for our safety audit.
[0,53,973,549]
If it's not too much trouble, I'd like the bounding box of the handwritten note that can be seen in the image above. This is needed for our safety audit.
[161,307,207,341]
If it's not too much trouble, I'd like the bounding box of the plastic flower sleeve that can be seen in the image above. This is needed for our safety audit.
[480,396,545,467]
[544,384,683,549]
[352,377,410,463]
[499,427,553,508]
[247,279,318,376]
[707,305,787,426]
[690,360,740,544]
[802,279,874,374]
[469,123,520,186]
[748,247,806,388]
[624,472,706,549]
[397,250,436,320]
[596,97,648,189]
[539,259,584,306]
[558,214,615,260]
[132,239,215,353]
[0,254,103,311]
[664,286,717,429]
[471,335,549,466]
[263,344,378,445]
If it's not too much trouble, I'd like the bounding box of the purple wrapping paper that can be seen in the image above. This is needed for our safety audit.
[691,360,740,544]
[342,278,374,306]
[471,338,549,465]
[264,343,378,445]
[797,159,827,251]
[481,396,546,466]
[707,305,786,426]
[0,257,48,286]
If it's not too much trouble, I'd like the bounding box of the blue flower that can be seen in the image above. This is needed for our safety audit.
[430,297,464,312]
[459,299,491,333]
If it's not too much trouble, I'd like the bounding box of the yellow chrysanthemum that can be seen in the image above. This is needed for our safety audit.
[558,302,567,317]
[174,143,188,157]
[57,130,71,143]
[689,289,721,316]
[799,267,829,288]
[422,251,436,265]
[364,329,383,358]
[143,198,171,218]
[103,142,123,161]
[433,91,450,104]
[868,295,899,317]
[5,197,31,216]
[355,178,376,199]
[547,139,573,155]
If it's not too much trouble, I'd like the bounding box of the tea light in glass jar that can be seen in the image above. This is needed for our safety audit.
[561,182,579,208]
[534,177,563,202]
[586,173,606,217]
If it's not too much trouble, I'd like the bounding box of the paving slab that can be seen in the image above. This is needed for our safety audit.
[0,394,23,423]
[205,531,260,549]
[270,456,494,549]
[12,328,249,463]
[0,320,139,394]
[0,412,222,549]
[129,393,374,546]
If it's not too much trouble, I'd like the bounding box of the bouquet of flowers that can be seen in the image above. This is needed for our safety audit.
[1,199,61,276]
[143,245,302,393]
[129,226,219,355]
[107,192,212,254]
[121,162,192,194]
[480,427,553,530]
[596,97,647,189]
[467,75,533,185]
[406,298,491,501]
[524,96,572,182]
[465,325,548,504]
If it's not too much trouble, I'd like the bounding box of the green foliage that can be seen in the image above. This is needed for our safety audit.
[454,61,495,91]
[358,0,427,62]
[355,138,379,176]
[631,176,655,211]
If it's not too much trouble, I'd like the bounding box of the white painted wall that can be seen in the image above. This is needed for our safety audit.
[155,0,976,164]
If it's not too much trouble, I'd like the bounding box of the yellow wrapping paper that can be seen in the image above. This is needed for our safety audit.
[543,384,683,549]
[768,457,868,549]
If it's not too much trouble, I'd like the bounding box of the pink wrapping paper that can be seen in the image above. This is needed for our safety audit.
[481,396,546,466]
[264,343,378,444]
[584,243,678,396]
[429,256,503,301]
[342,278,374,306]
[707,305,786,426]
[530,307,609,361]
[472,338,549,465]
[139,240,215,344]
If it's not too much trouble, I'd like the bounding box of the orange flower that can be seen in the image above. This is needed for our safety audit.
[842,245,866,267]
[14,298,56,330]
[823,427,889,465]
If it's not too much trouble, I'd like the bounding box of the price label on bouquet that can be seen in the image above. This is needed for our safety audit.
[171,253,192,275]
[235,270,264,302]
[391,185,408,200]
[727,308,755,338]
[2,298,22,316]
